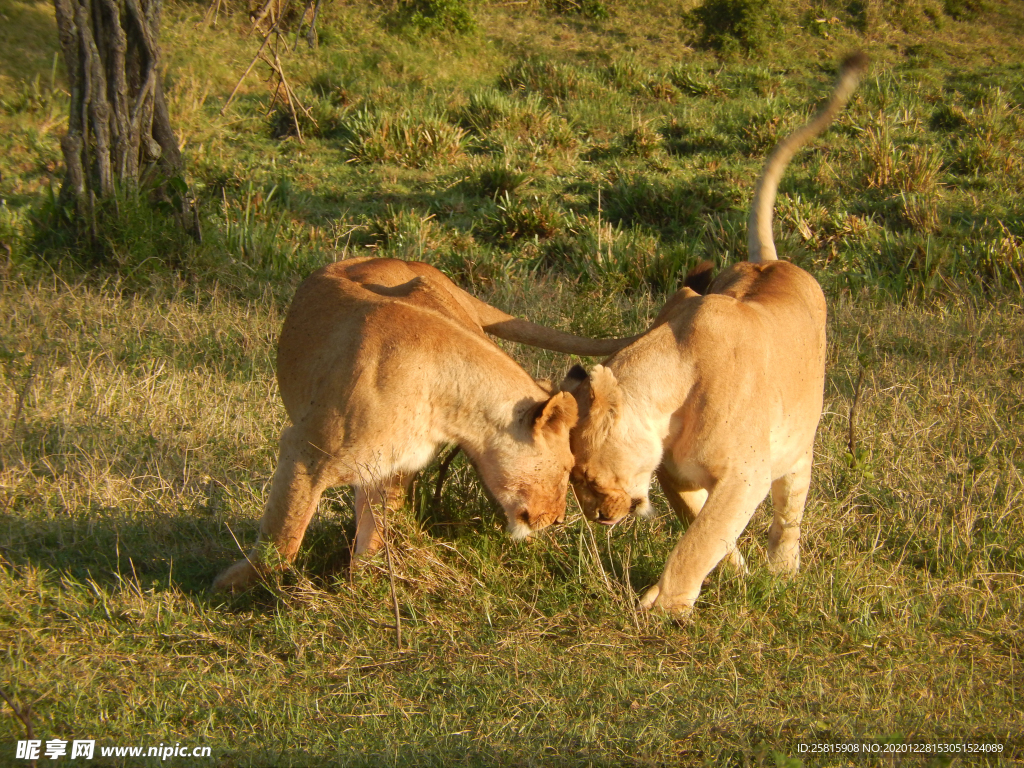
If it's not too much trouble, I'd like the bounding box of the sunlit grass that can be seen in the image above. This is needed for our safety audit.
[1,0,1023,764]
[1,274,1021,764]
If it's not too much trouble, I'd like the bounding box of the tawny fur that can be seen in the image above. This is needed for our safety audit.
[338,257,638,356]
[213,257,586,592]
[562,54,868,614]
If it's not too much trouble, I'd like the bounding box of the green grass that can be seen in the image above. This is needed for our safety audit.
[1,275,1021,766]
[1,0,1023,764]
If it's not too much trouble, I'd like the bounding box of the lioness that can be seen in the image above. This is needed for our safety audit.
[214,257,632,592]
[561,53,868,614]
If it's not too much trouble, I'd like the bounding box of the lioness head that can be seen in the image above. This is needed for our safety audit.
[476,391,579,540]
[560,365,662,526]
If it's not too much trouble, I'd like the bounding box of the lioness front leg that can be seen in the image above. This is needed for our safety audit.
[213,426,344,592]
[352,472,414,568]
[767,456,812,573]
[656,468,747,573]
[640,477,768,614]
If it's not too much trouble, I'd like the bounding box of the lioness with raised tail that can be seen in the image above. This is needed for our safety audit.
[214,257,634,592]
[561,53,869,614]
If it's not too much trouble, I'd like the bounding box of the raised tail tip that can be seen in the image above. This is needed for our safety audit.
[682,260,716,296]
[841,51,870,77]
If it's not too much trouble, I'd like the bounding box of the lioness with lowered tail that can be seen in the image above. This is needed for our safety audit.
[214,257,634,592]
[561,53,869,614]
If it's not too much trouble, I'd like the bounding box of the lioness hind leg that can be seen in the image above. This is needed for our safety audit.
[656,468,747,573]
[640,477,767,614]
[352,472,414,566]
[767,457,812,573]
[213,426,347,592]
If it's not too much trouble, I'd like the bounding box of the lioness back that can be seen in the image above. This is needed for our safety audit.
[276,262,491,428]
[330,256,638,357]
[326,258,486,333]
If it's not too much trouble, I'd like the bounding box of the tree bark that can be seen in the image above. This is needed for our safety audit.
[52,0,193,236]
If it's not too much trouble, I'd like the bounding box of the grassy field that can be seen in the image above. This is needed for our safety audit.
[1,0,1023,765]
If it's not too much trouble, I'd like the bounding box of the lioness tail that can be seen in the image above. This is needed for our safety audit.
[463,292,639,356]
[747,52,869,263]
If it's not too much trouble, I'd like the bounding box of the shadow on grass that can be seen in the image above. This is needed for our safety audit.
[0,444,535,602]
[0,499,243,596]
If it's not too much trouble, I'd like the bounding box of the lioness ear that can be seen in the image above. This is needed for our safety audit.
[651,286,700,327]
[532,391,579,438]
[559,364,589,395]
[587,365,621,425]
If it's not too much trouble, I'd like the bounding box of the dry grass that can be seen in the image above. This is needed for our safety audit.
[3,0,1024,764]
[1,271,1022,765]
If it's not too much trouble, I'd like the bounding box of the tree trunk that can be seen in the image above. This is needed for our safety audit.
[52,0,197,238]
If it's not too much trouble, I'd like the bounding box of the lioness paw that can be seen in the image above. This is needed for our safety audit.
[638,584,660,610]
[766,546,800,574]
[212,559,259,593]
[349,548,384,574]
[726,547,750,574]
[639,584,696,616]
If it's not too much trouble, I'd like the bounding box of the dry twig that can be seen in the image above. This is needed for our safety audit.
[250,0,291,35]
[1,686,36,766]
[222,24,314,144]
[201,0,226,28]
[7,355,39,441]
[366,481,403,651]
[221,31,276,115]
[303,0,324,48]
[381,506,402,651]
[848,366,866,460]
[432,446,461,511]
